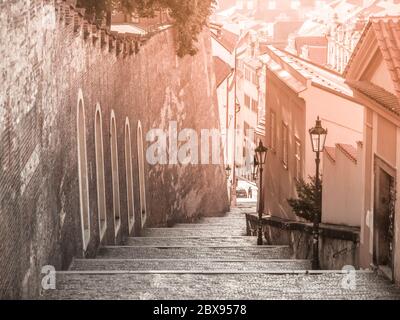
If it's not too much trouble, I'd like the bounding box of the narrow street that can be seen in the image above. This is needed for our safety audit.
[42,204,400,300]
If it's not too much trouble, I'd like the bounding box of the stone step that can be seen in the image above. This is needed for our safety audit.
[69,259,312,272]
[143,228,246,237]
[125,236,257,247]
[174,222,245,228]
[96,246,293,260]
[41,272,400,300]
[199,217,245,223]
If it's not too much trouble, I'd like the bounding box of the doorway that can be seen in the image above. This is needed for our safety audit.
[125,118,135,233]
[77,89,90,251]
[95,104,107,241]
[373,158,396,280]
[110,111,121,238]
[137,121,147,228]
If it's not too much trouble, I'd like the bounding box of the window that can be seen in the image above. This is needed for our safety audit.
[251,99,258,113]
[244,121,251,137]
[270,110,276,152]
[268,0,276,10]
[244,94,251,108]
[295,139,302,181]
[291,0,301,9]
[245,67,251,81]
[282,122,289,169]
[252,72,258,86]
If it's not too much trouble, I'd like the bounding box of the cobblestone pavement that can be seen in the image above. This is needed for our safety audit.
[44,273,400,300]
[41,205,400,300]
[70,259,312,271]
[96,246,293,260]
[124,236,258,246]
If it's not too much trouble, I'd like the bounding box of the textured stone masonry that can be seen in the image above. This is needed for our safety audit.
[124,236,258,246]
[40,205,400,300]
[70,259,312,271]
[42,272,400,300]
[96,246,293,260]
[0,0,228,298]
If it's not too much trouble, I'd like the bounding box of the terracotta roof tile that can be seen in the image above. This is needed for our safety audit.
[324,146,336,163]
[345,16,400,110]
[336,143,358,163]
[211,28,239,54]
[346,80,400,115]
[213,56,232,88]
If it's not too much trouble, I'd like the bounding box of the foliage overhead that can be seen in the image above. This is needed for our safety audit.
[77,0,217,57]
[287,176,322,223]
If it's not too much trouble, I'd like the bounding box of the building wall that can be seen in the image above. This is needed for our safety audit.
[322,144,363,227]
[302,87,364,179]
[0,0,229,298]
[395,127,400,284]
[216,75,236,166]
[362,106,400,283]
[211,38,235,67]
[264,71,364,222]
[264,72,306,221]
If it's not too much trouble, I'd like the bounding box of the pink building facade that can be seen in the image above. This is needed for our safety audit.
[345,17,400,284]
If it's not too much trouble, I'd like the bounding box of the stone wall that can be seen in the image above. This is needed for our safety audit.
[246,214,360,270]
[0,0,229,298]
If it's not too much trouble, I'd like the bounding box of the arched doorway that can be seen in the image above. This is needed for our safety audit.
[125,118,135,233]
[77,89,90,251]
[137,121,147,228]
[110,110,121,237]
[95,104,107,241]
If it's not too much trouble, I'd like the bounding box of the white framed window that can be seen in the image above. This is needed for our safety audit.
[268,0,277,10]
[270,110,276,152]
[282,122,289,169]
[295,138,302,181]
[291,0,301,10]
[244,94,251,108]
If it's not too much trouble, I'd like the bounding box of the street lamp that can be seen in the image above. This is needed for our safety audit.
[308,116,328,270]
[225,165,232,181]
[255,141,268,245]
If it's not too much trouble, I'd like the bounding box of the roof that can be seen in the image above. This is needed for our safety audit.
[211,27,239,53]
[325,143,358,164]
[242,56,262,70]
[347,80,400,115]
[345,16,400,116]
[213,56,232,88]
[336,143,358,163]
[262,46,355,98]
[324,146,336,163]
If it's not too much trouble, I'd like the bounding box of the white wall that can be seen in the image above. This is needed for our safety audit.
[322,144,363,227]
[302,86,364,179]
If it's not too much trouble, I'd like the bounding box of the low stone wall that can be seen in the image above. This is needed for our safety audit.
[246,214,360,270]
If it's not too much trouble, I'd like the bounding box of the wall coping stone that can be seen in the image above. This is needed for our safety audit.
[245,213,360,242]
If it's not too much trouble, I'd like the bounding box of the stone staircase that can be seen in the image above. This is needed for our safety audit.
[41,206,400,300]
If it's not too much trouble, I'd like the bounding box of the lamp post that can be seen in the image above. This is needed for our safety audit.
[252,156,259,181]
[225,165,232,181]
[255,141,268,246]
[309,117,328,270]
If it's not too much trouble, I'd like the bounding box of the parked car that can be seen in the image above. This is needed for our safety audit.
[236,188,248,198]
